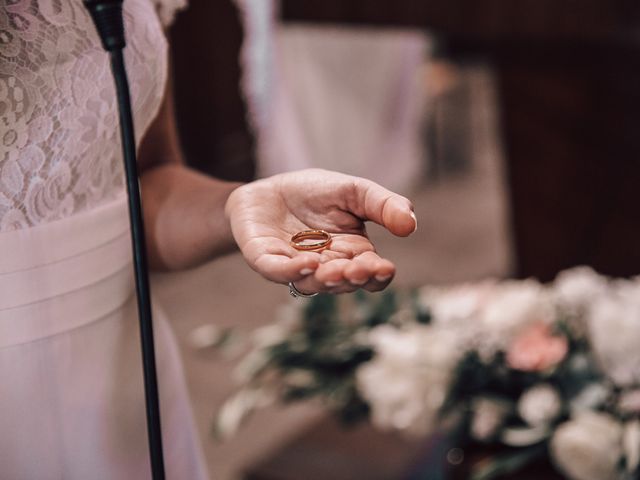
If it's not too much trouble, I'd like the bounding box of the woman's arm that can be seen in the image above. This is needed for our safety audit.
[139,70,417,292]
[138,73,241,271]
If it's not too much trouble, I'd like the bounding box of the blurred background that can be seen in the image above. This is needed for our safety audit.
[153,1,640,478]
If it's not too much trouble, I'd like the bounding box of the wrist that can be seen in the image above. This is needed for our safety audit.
[223,181,244,223]
[142,165,245,270]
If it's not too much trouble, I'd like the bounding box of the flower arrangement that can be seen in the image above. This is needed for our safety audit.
[216,267,640,480]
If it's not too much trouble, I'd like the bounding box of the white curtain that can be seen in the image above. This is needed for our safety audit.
[235,0,431,194]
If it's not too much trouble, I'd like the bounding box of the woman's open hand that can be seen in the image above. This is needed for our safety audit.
[225,169,416,294]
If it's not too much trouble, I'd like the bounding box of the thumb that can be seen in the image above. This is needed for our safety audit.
[354,178,417,237]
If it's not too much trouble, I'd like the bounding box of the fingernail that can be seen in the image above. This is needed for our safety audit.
[325,280,342,287]
[300,268,315,276]
[350,278,367,285]
[375,274,392,282]
[410,211,418,233]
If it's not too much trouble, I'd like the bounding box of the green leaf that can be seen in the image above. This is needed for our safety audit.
[471,444,547,480]
[366,290,397,327]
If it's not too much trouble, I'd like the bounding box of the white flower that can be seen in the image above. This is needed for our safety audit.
[482,279,546,328]
[588,291,640,386]
[518,384,562,427]
[624,419,640,473]
[610,277,640,299]
[470,397,510,442]
[501,425,550,447]
[553,266,607,313]
[188,324,225,350]
[233,350,272,383]
[284,369,315,389]
[475,280,552,358]
[215,389,274,440]
[188,324,243,358]
[248,302,304,351]
[358,367,444,434]
[251,323,290,349]
[356,324,463,435]
[419,282,495,325]
[367,324,462,371]
[550,412,623,480]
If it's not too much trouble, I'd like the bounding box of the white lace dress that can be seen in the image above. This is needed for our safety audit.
[0,0,208,478]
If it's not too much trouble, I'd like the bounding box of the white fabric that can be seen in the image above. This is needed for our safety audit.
[0,195,208,479]
[234,0,430,193]
[234,0,277,133]
[274,26,429,193]
[0,0,208,478]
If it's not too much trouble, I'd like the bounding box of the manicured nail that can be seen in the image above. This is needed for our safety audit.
[350,278,367,285]
[375,274,392,282]
[300,268,315,276]
[410,211,418,233]
[325,280,342,287]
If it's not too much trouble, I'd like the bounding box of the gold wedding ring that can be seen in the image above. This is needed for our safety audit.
[290,229,332,252]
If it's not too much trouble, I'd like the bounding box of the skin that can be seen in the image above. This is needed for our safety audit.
[138,72,417,296]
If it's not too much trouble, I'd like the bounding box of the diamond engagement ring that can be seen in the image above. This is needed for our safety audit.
[290,229,332,252]
[288,282,318,298]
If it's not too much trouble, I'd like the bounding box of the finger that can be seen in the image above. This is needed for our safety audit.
[295,258,372,295]
[343,253,376,285]
[253,252,321,283]
[371,256,396,283]
[348,252,395,292]
[297,258,363,293]
[344,251,395,283]
[295,279,361,295]
[352,178,417,237]
[293,255,395,295]
[362,265,395,292]
[345,253,395,292]
[325,258,394,294]
[292,259,349,295]
[314,259,352,287]
[361,277,393,293]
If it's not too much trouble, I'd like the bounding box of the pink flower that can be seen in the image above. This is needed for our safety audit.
[506,323,568,372]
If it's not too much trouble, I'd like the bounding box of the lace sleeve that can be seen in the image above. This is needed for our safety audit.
[152,0,188,27]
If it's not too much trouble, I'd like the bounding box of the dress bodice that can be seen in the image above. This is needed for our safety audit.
[0,0,183,231]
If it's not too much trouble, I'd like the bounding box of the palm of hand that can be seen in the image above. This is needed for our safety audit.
[226,169,416,294]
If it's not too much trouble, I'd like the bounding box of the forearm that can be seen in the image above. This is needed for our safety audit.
[141,163,242,271]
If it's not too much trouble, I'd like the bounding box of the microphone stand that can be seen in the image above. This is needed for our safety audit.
[84,2,166,478]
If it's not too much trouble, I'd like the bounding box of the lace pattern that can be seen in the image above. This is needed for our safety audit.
[0,0,183,231]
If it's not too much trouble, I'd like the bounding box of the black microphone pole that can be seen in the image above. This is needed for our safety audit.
[83,1,166,478]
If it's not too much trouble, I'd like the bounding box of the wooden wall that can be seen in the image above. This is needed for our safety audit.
[169,0,256,181]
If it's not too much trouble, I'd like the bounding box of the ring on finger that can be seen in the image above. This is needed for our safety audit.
[288,281,318,298]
